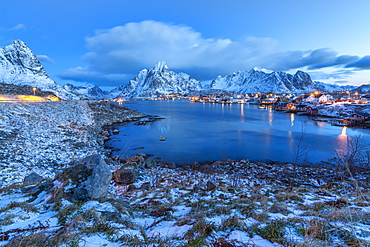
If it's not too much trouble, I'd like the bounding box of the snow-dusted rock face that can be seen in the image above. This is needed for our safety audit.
[355,84,370,93]
[0,40,80,100]
[62,83,111,99]
[313,81,356,92]
[116,61,203,98]
[210,67,317,93]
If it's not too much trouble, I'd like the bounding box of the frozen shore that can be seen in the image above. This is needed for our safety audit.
[0,100,146,187]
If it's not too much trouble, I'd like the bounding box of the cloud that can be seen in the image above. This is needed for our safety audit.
[345,55,370,69]
[62,21,370,86]
[37,55,55,64]
[59,67,133,86]
[9,23,26,31]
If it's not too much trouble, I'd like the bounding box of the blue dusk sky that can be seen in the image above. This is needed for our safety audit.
[1,0,370,89]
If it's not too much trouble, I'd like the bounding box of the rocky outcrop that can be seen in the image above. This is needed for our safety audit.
[57,154,112,202]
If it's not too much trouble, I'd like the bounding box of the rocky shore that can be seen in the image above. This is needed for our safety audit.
[0,100,146,187]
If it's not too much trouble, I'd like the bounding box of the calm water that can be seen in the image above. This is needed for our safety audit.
[106,100,370,164]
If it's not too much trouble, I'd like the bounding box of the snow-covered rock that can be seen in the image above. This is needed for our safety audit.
[0,40,80,100]
[116,61,203,98]
[210,68,317,94]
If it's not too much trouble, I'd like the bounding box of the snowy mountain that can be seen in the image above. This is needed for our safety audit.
[0,40,80,100]
[354,84,370,93]
[116,61,203,98]
[314,81,356,92]
[210,67,317,94]
[62,84,111,99]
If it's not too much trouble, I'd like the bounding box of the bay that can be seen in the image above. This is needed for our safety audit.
[106,100,370,164]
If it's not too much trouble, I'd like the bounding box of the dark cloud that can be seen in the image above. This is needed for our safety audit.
[345,55,370,69]
[61,21,370,86]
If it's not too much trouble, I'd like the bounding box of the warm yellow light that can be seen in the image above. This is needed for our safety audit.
[314,91,319,95]
[47,96,60,101]
[17,95,46,101]
[32,87,37,95]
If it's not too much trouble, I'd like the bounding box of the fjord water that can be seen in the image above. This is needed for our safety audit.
[106,100,370,164]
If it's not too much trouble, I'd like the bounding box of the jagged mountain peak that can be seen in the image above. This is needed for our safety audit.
[10,39,27,47]
[0,40,81,100]
[252,67,273,74]
[153,61,169,72]
[115,61,202,98]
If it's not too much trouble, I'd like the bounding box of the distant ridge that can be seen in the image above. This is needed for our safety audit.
[210,68,317,94]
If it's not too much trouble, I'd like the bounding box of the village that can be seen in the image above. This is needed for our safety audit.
[143,90,370,129]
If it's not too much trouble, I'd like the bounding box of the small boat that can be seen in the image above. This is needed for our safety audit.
[159,136,167,141]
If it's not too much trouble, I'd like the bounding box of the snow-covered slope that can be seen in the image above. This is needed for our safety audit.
[210,67,317,94]
[314,81,356,92]
[354,84,370,93]
[109,85,127,98]
[0,40,80,100]
[62,83,111,99]
[116,61,203,98]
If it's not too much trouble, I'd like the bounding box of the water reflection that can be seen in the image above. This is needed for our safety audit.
[290,113,295,126]
[240,104,245,123]
[315,121,326,128]
[336,127,348,158]
[268,110,273,126]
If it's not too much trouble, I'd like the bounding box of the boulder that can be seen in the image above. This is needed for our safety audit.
[168,162,176,169]
[23,172,43,184]
[206,181,217,191]
[140,182,151,191]
[142,159,156,169]
[61,154,112,202]
[192,161,200,170]
[114,166,138,185]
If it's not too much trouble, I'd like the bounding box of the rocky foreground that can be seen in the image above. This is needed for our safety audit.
[0,100,146,187]
[0,101,369,247]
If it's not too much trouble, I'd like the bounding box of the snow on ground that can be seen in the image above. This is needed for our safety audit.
[0,100,145,187]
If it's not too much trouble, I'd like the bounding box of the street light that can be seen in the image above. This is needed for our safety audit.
[32,87,36,95]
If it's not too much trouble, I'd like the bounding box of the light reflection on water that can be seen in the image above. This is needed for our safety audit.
[106,100,369,164]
